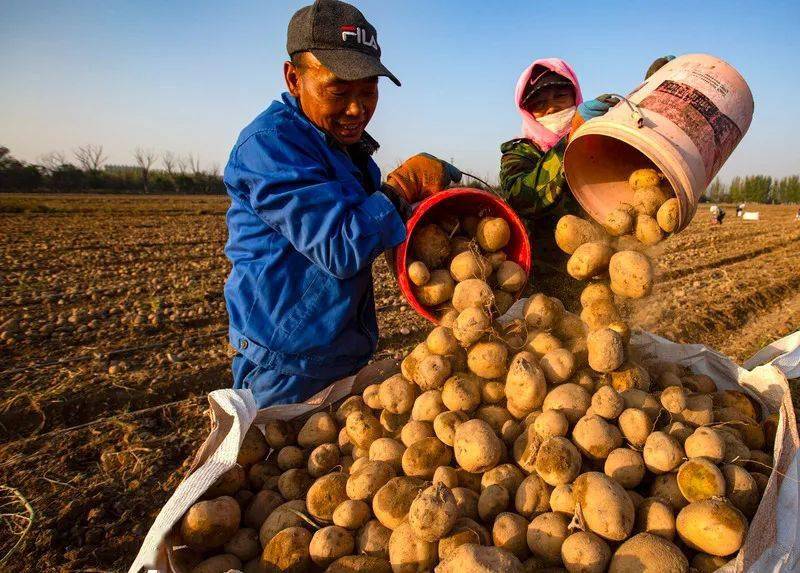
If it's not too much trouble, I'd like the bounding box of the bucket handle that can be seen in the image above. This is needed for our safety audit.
[608,93,645,129]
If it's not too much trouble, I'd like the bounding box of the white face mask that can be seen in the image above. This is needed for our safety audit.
[537,106,576,135]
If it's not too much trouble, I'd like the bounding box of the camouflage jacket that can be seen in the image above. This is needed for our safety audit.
[497,137,576,220]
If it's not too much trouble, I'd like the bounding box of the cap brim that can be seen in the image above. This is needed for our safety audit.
[312,48,401,86]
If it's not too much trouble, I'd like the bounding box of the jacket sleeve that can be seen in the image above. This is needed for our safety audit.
[498,138,567,216]
[232,128,406,280]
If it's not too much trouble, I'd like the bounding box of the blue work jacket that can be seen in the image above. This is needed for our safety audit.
[223,93,406,402]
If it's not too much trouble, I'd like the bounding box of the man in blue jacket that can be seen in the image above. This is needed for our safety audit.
[223,0,460,406]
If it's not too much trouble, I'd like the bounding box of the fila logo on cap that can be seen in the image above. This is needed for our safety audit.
[340,25,378,51]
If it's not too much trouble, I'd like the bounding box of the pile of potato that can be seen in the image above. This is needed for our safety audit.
[172,281,776,573]
[407,213,527,319]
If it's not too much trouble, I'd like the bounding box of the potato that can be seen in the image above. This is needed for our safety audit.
[407,260,432,287]
[307,443,341,478]
[656,198,679,233]
[555,215,606,255]
[476,217,511,252]
[336,396,370,426]
[513,425,543,473]
[533,410,568,439]
[452,486,480,519]
[629,168,661,190]
[525,331,561,358]
[400,420,436,447]
[608,532,688,573]
[691,554,730,573]
[591,385,624,419]
[515,473,552,518]
[388,521,438,572]
[237,426,269,466]
[263,419,292,449]
[587,328,625,373]
[356,519,392,558]
[304,473,348,523]
[618,408,652,448]
[605,448,646,489]
[402,436,452,479]
[450,234,472,257]
[635,214,664,246]
[636,498,675,542]
[714,408,765,450]
[574,472,635,541]
[542,383,591,425]
[440,308,460,328]
[437,543,524,573]
[408,483,459,542]
[674,394,714,427]
[431,410,467,446]
[533,436,581,486]
[450,251,492,282]
[609,251,653,299]
[719,431,750,466]
[527,511,570,564]
[225,527,261,562]
[414,355,452,391]
[496,261,527,292]
[477,483,509,522]
[487,512,528,560]
[676,499,747,556]
[415,269,455,306]
[372,476,424,530]
[633,183,671,215]
[261,526,312,572]
[684,427,724,462]
[722,464,759,517]
[369,438,405,472]
[309,525,355,568]
[674,458,725,505]
[452,278,495,313]
[604,206,635,237]
[363,383,382,409]
[423,327,459,358]
[278,468,314,500]
[610,362,651,392]
[549,484,575,516]
[326,555,392,573]
[714,389,758,419]
[452,307,491,346]
[481,380,506,405]
[412,390,447,422]
[539,348,575,384]
[467,341,508,379]
[659,386,687,415]
[346,410,382,450]
[412,223,451,268]
[567,242,615,280]
[380,410,409,437]
[644,432,684,474]
[572,414,623,460]
[746,449,773,476]
[648,474,687,512]
[524,294,565,330]
[180,496,240,550]
[620,388,661,420]
[191,554,242,573]
[580,299,621,331]
[480,463,525,496]
[206,464,246,497]
[257,499,307,545]
[454,419,502,473]
[333,499,371,530]
[298,412,338,449]
[347,460,395,501]
[681,373,716,394]
[561,531,611,573]
[503,352,546,411]
[243,490,283,530]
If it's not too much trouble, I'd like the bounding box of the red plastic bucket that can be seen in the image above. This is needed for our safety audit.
[394,188,532,324]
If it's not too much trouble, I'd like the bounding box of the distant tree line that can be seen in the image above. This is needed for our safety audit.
[0,145,225,194]
[705,175,800,204]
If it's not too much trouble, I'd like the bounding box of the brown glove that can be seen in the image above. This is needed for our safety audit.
[385,153,462,204]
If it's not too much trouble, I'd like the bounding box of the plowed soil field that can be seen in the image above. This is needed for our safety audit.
[1,194,798,572]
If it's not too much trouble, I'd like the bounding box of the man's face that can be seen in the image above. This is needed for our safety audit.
[284,52,379,145]
[524,85,576,118]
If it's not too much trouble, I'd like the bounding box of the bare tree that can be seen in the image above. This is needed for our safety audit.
[162,151,177,176]
[185,153,202,176]
[133,147,158,193]
[39,151,67,172]
[73,144,106,172]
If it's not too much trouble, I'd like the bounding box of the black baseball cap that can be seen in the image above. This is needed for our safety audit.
[521,69,574,106]
[287,0,400,86]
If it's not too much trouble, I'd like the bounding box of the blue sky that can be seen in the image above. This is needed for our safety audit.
[2,0,798,183]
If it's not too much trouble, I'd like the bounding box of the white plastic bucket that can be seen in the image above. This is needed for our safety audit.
[564,53,754,232]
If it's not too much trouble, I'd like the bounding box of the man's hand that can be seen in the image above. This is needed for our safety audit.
[385,153,462,204]
[380,184,413,222]
[646,55,676,79]
[570,94,621,136]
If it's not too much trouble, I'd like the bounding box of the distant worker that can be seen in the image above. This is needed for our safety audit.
[222,0,460,406]
[712,206,726,225]
[795,207,800,222]
[737,203,745,217]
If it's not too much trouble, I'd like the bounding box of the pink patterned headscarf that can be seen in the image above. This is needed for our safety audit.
[514,58,583,151]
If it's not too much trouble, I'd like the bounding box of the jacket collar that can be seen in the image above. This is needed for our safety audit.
[281,92,380,156]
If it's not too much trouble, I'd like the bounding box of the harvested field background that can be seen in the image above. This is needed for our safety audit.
[1,193,798,572]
